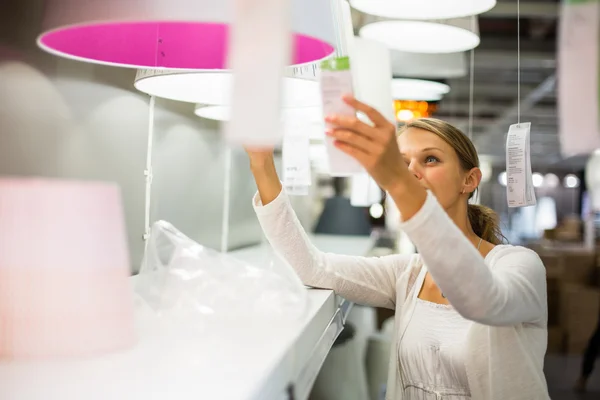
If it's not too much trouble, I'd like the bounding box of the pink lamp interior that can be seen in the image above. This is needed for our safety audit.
[39,22,335,69]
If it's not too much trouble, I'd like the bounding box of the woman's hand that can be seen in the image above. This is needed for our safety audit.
[325,95,408,192]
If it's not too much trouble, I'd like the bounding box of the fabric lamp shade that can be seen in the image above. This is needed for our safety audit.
[391,78,450,101]
[37,0,336,69]
[585,149,600,211]
[359,17,480,54]
[391,51,467,79]
[0,178,135,360]
[136,64,321,106]
[350,0,496,20]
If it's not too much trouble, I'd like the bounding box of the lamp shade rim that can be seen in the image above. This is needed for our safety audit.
[350,0,496,20]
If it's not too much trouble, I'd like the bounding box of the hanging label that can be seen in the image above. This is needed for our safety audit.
[226,0,291,146]
[320,56,364,177]
[350,173,382,207]
[506,122,536,208]
[282,124,311,196]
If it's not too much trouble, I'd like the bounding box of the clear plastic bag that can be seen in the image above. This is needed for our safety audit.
[134,220,308,329]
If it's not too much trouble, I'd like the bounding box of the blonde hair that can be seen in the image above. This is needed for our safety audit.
[398,118,505,245]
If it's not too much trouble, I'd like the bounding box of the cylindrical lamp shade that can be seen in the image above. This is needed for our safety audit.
[37,0,336,69]
[0,178,135,359]
[585,149,600,211]
[391,78,450,101]
[391,51,467,79]
[359,17,480,53]
[194,104,323,123]
[135,66,320,106]
[350,0,496,20]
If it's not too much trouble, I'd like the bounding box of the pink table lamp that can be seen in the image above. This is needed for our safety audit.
[0,177,136,360]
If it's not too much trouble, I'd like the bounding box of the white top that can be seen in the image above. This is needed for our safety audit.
[400,298,471,400]
[253,189,550,400]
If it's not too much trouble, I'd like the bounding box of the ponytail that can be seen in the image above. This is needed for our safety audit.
[467,204,505,245]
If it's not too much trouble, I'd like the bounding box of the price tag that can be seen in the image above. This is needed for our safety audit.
[320,56,364,177]
[506,122,536,208]
[350,173,382,207]
[283,124,311,196]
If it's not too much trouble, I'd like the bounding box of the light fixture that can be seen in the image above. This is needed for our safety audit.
[391,51,468,79]
[194,104,323,123]
[544,173,560,188]
[498,171,507,187]
[394,100,438,122]
[359,17,480,54]
[585,149,600,210]
[37,0,336,69]
[564,174,580,188]
[135,66,321,106]
[369,203,384,219]
[350,0,496,20]
[391,78,450,101]
[532,173,544,188]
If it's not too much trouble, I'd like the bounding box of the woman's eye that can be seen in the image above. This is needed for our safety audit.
[425,156,439,164]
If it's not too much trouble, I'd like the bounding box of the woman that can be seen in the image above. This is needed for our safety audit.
[247,95,549,399]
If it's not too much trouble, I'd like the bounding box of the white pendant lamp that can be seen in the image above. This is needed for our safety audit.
[135,67,321,107]
[359,17,480,54]
[391,51,467,79]
[585,149,600,211]
[350,0,496,20]
[37,0,336,69]
[194,104,323,124]
[391,78,450,101]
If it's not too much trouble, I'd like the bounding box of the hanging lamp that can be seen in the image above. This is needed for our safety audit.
[391,78,450,101]
[359,17,480,54]
[37,0,336,69]
[391,51,467,79]
[350,0,496,20]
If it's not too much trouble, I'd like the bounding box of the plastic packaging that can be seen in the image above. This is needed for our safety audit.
[135,220,308,330]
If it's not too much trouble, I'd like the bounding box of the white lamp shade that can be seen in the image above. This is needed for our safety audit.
[37,0,336,69]
[0,178,135,359]
[359,17,480,54]
[136,69,321,106]
[585,149,600,211]
[352,37,396,123]
[195,104,322,123]
[350,0,496,20]
[391,78,450,101]
[391,51,467,79]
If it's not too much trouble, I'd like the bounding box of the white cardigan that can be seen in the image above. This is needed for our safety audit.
[253,189,550,400]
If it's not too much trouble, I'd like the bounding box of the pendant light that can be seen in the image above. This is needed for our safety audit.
[350,0,496,20]
[391,78,450,101]
[37,0,336,69]
[359,17,480,54]
[391,51,467,79]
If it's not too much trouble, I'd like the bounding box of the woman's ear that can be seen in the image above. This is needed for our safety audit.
[464,167,482,194]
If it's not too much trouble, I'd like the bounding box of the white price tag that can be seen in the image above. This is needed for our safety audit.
[506,122,536,208]
[320,56,364,177]
[283,125,311,196]
[226,0,291,146]
[350,173,382,207]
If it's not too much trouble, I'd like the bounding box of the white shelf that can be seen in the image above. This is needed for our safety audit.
[0,234,375,400]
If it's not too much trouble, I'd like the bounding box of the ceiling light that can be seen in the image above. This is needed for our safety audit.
[564,174,580,188]
[532,173,544,188]
[359,17,480,54]
[498,171,507,187]
[136,68,321,106]
[37,0,336,69]
[544,173,559,188]
[394,100,438,122]
[391,78,450,101]
[350,0,496,20]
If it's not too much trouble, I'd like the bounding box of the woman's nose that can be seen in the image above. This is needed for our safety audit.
[408,161,422,180]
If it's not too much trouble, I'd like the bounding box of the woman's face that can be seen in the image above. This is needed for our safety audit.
[397,127,468,211]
